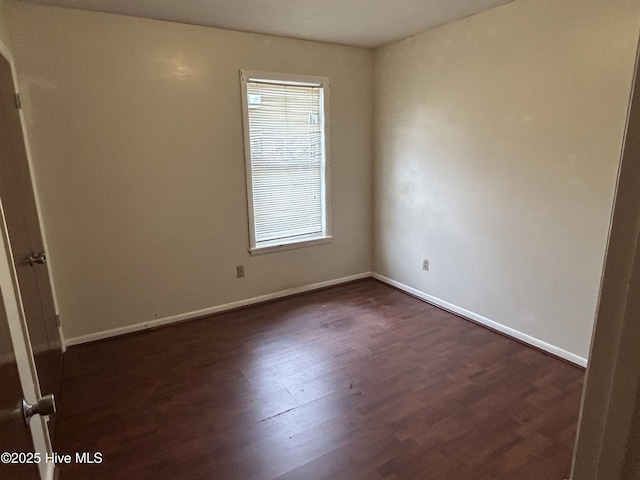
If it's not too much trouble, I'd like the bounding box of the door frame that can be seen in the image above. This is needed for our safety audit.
[570,28,640,480]
[0,37,55,480]
[0,205,52,479]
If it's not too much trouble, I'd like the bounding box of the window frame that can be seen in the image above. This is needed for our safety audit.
[240,70,332,256]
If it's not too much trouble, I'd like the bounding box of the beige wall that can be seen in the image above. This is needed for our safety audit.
[0,0,11,52]
[5,0,639,359]
[373,0,640,361]
[4,1,373,341]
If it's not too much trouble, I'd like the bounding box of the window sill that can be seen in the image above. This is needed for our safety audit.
[249,236,333,256]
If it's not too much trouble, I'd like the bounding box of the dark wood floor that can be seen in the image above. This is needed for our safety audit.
[54,279,584,480]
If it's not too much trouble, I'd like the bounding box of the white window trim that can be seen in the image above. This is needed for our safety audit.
[240,70,332,255]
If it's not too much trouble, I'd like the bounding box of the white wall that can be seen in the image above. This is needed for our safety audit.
[373,0,640,361]
[4,1,373,341]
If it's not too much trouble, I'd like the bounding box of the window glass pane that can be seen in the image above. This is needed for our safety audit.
[245,80,326,246]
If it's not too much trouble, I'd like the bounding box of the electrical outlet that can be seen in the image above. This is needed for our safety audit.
[422,259,429,271]
[236,265,245,278]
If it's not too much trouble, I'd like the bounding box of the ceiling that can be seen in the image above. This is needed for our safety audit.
[21,0,515,48]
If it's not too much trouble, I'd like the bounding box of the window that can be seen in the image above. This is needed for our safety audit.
[240,70,332,255]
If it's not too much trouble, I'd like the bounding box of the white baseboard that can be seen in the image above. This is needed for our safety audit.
[372,273,588,367]
[65,272,372,346]
[65,270,588,368]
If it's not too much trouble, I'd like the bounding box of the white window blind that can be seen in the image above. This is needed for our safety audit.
[241,71,331,254]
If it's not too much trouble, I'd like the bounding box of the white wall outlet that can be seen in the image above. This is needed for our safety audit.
[422,258,429,271]
[236,265,245,278]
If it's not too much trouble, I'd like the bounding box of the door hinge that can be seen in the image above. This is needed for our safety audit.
[14,93,22,109]
[55,314,61,327]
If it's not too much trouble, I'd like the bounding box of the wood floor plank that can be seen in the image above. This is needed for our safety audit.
[54,279,584,479]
